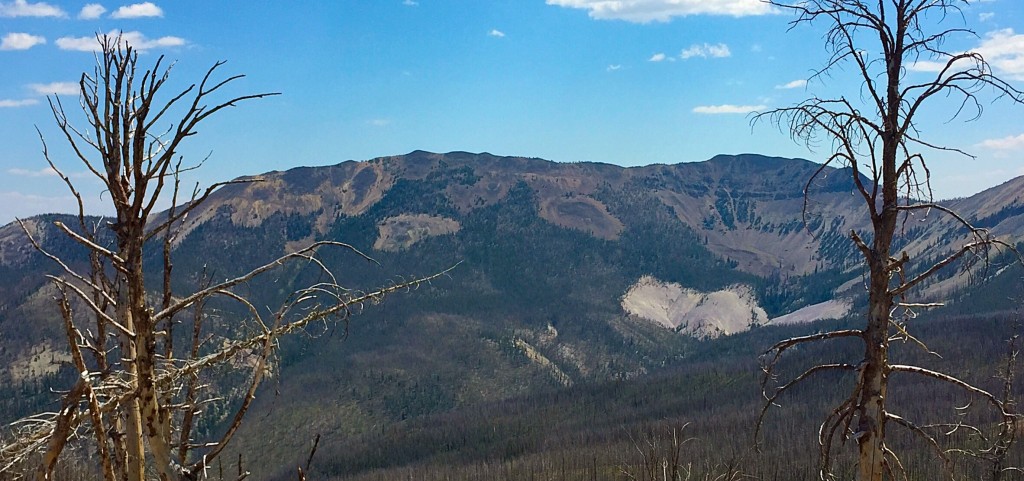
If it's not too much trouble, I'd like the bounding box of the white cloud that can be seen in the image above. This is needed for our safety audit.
[692,104,765,114]
[8,167,60,177]
[110,2,162,18]
[546,0,773,22]
[607,64,622,71]
[55,36,102,51]
[78,3,106,19]
[979,12,994,22]
[368,119,391,127]
[910,59,956,73]
[403,0,418,5]
[775,79,807,89]
[0,32,45,50]
[977,29,1024,80]
[977,133,1024,151]
[0,0,64,17]
[488,29,505,38]
[57,30,186,52]
[680,43,730,59]
[911,29,1024,81]
[648,52,667,62]
[29,82,79,96]
[681,43,731,60]
[0,99,38,107]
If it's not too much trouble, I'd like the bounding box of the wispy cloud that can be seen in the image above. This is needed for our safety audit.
[8,167,59,177]
[977,133,1024,152]
[979,12,995,22]
[368,119,391,127]
[0,32,45,50]
[0,0,65,17]
[692,104,765,114]
[488,29,505,38]
[110,2,162,18]
[680,43,730,59]
[0,99,38,108]
[29,82,79,96]
[607,64,622,71]
[648,52,667,62]
[7,166,92,178]
[0,191,75,220]
[933,167,1024,197]
[78,3,106,19]
[546,0,773,22]
[0,190,111,223]
[402,0,418,5]
[57,30,186,52]
[775,79,807,89]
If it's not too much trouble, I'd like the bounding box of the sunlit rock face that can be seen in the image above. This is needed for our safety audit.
[621,276,768,339]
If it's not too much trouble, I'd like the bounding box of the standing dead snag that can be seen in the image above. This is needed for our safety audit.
[754,1,1024,481]
[0,34,451,481]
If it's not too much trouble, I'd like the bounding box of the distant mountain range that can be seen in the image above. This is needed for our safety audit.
[2,151,1022,474]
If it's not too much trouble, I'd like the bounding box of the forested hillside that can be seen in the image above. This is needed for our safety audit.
[1,151,1022,480]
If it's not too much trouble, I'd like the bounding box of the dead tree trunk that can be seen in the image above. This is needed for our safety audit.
[0,33,453,481]
[756,1,1024,479]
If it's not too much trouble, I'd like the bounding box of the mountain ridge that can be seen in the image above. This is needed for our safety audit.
[165,151,869,277]
[2,150,1023,477]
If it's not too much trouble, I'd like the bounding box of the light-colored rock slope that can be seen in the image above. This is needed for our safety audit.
[769,299,852,325]
[622,276,855,338]
[621,276,768,338]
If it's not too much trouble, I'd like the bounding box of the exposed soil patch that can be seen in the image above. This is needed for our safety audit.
[8,341,69,382]
[173,161,395,250]
[374,214,460,252]
[538,196,624,240]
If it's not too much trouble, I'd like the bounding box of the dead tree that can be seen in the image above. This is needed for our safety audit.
[619,423,751,481]
[0,34,449,481]
[754,1,1024,480]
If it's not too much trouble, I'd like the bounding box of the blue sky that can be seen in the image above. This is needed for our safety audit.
[1,0,1023,223]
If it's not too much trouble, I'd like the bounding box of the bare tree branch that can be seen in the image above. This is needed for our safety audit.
[1,34,454,481]
[757,1,1024,479]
